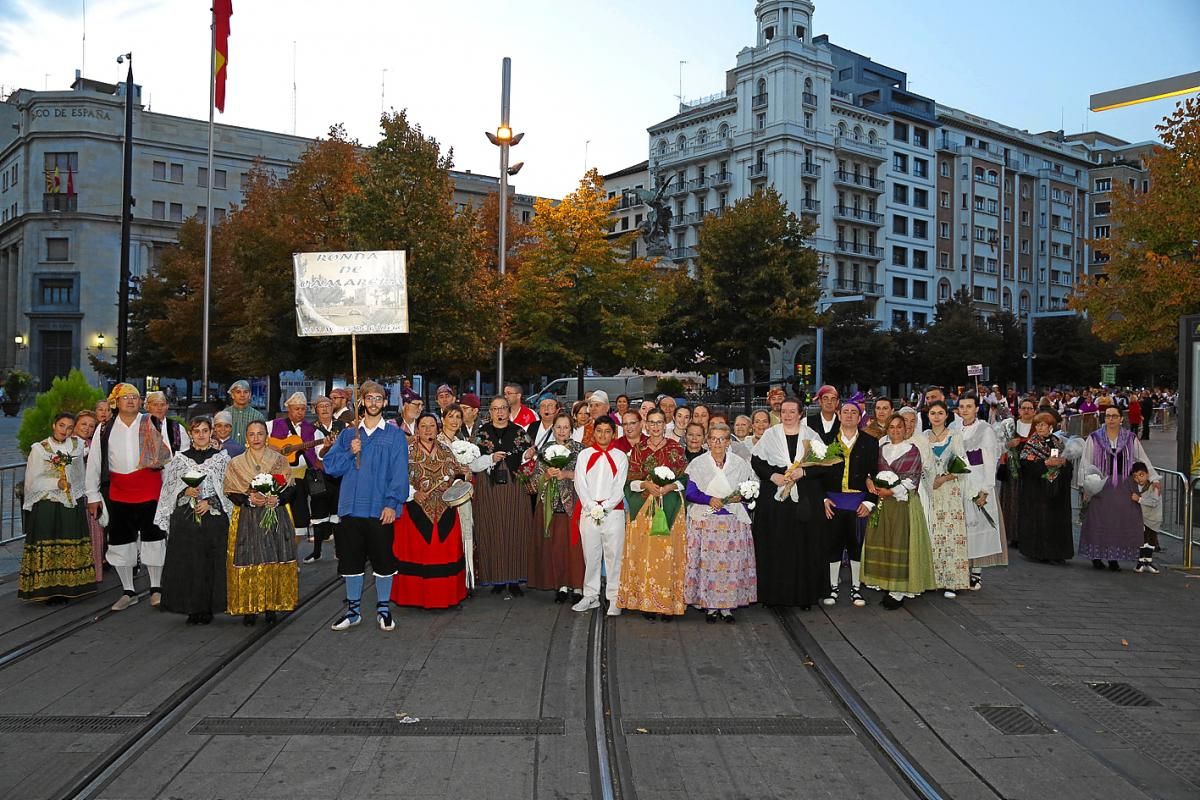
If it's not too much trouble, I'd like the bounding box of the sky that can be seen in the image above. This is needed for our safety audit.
[1,0,1197,199]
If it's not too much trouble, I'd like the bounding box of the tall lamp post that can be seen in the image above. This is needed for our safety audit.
[1022,309,1074,393]
[484,57,524,395]
[116,52,134,383]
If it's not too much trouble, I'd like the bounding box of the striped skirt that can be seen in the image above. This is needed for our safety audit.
[471,478,532,585]
[862,496,937,596]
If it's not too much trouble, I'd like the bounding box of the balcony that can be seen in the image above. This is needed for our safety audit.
[802,92,818,107]
[832,278,884,296]
[706,171,732,188]
[832,170,884,192]
[667,247,696,261]
[834,240,884,260]
[833,205,883,225]
[801,162,821,178]
[667,180,690,197]
[686,177,707,191]
[834,135,885,161]
[673,212,698,227]
[798,198,820,215]
[650,135,735,169]
[748,162,768,180]
[752,92,768,108]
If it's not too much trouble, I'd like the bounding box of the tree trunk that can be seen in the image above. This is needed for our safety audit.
[576,363,586,403]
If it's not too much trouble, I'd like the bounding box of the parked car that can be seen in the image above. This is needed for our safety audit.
[536,375,657,406]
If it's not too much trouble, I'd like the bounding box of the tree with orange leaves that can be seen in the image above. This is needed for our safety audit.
[1072,98,1200,354]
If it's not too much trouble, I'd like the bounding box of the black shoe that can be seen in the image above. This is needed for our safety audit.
[186,614,200,625]
[491,585,504,595]
[243,614,257,626]
[264,610,278,625]
[799,605,812,611]
[554,590,568,604]
[705,611,718,624]
[642,612,656,621]
[570,591,583,604]
[199,612,213,625]
[722,611,736,624]
[508,583,524,597]
[881,595,904,610]
[1092,559,1105,570]
[1108,560,1121,572]
[660,614,673,622]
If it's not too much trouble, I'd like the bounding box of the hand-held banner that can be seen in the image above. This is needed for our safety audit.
[293,251,409,337]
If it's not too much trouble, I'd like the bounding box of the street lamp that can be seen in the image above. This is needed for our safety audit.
[115,51,134,383]
[484,56,524,394]
[1022,309,1074,392]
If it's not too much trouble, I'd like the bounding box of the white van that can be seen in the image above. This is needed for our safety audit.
[536,375,657,406]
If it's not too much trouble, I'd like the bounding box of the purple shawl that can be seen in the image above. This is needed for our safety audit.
[1089,426,1138,488]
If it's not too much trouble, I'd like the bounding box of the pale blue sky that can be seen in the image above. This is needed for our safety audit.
[1,0,1196,198]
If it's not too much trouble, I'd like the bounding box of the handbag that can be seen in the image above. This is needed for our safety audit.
[306,469,328,497]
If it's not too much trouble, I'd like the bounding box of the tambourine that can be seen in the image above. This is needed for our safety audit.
[442,479,474,507]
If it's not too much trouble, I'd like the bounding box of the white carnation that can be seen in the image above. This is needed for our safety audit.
[544,444,572,461]
[653,466,676,481]
[449,440,481,466]
[809,440,828,460]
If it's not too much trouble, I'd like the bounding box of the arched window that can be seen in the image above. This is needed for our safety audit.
[974,166,985,181]
[676,134,686,151]
[867,130,876,144]
[697,128,708,145]
[838,121,847,136]
[757,78,767,95]
[1019,290,1031,313]
[718,123,729,139]
[853,125,863,141]
[804,77,813,93]
[938,279,951,301]
[658,139,668,155]
[987,169,999,184]
[1002,287,1012,309]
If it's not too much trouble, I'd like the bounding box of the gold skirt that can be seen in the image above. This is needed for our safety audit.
[226,506,299,615]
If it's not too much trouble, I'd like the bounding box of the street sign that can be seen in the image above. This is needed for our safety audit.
[967,364,983,377]
[1100,364,1117,384]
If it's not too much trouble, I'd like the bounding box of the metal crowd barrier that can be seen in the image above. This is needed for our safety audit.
[1062,412,1100,438]
[1157,467,1197,570]
[1151,405,1176,430]
[0,461,26,544]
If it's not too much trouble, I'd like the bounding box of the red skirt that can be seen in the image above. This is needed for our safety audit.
[392,503,467,609]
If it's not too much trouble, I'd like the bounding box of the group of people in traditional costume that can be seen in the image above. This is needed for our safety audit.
[16,375,1163,629]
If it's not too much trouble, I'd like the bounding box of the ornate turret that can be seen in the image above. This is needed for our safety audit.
[755,0,815,47]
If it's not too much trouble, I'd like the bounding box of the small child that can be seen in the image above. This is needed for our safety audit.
[1130,462,1161,574]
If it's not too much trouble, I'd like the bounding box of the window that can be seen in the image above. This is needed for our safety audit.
[152,200,166,220]
[1020,238,1030,254]
[697,129,707,145]
[974,255,986,270]
[987,170,998,184]
[892,246,907,266]
[987,199,998,215]
[939,252,950,270]
[961,192,968,209]
[1003,207,1011,222]
[198,166,208,187]
[240,172,251,190]
[621,217,630,231]
[756,113,766,130]
[1002,288,1012,309]
[1003,235,1011,251]
[153,160,167,180]
[939,191,950,208]
[44,151,78,173]
[960,223,967,240]
[635,213,643,226]
[795,24,806,39]
[912,280,928,300]
[169,202,183,222]
[42,194,77,212]
[1004,178,1012,194]
[38,278,74,307]
[913,158,928,178]
[973,285,985,301]
[214,169,227,189]
[1094,225,1110,239]
[938,279,951,300]
[938,221,950,239]
[45,237,69,261]
[913,127,928,148]
[913,188,928,208]
[804,111,813,129]
[214,207,227,223]
[974,225,986,242]
[1094,201,1110,216]
[893,153,908,173]
[913,250,928,269]
[940,160,950,178]
[893,184,908,204]
[986,287,997,304]
[892,121,909,143]
[986,258,998,273]
[1094,177,1111,192]
[913,220,928,239]
[1021,183,1030,198]
[893,215,908,235]
[961,254,968,271]
[891,310,908,327]
[1020,210,1030,225]
[892,277,907,297]
[975,166,985,182]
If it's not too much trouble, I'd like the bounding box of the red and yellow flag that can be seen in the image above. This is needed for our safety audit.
[213,0,233,113]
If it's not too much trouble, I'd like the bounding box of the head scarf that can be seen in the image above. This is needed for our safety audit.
[816,385,838,401]
[107,382,140,407]
[284,391,308,407]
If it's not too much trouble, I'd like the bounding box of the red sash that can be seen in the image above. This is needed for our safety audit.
[572,448,624,544]
[109,469,162,504]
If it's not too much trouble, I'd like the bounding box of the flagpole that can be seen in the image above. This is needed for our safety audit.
[200,7,217,403]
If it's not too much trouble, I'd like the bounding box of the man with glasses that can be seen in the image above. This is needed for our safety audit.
[322,381,409,632]
[504,382,538,428]
[614,410,643,453]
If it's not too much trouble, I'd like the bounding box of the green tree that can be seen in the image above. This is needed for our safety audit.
[507,170,663,378]
[1072,97,1200,353]
[659,187,821,384]
[986,311,1025,389]
[821,302,894,389]
[921,289,998,388]
[18,370,104,454]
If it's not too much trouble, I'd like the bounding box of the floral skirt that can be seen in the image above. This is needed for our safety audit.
[19,500,97,601]
[616,499,687,615]
[684,513,757,610]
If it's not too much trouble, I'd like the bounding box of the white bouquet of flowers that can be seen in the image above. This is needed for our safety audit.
[182,469,207,525]
[586,502,608,523]
[651,465,676,486]
[739,479,760,510]
[450,440,481,467]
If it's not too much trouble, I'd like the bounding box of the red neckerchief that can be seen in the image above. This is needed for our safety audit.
[586,444,617,474]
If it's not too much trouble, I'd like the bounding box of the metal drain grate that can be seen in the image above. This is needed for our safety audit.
[190,717,565,737]
[1088,682,1161,707]
[973,705,1055,736]
[0,715,146,733]
[622,717,851,736]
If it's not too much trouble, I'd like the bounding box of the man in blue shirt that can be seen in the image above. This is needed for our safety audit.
[323,380,409,632]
